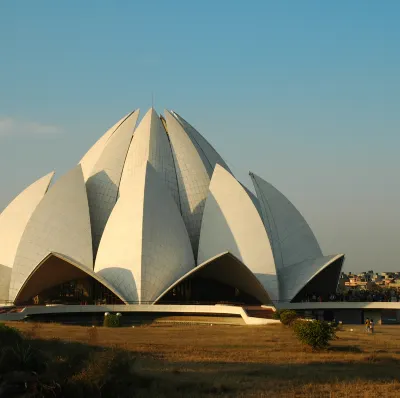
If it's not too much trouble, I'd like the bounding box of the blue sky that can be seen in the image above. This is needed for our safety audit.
[1,1,399,272]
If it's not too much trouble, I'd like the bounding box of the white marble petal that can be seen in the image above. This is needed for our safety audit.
[119,108,180,207]
[0,265,12,304]
[198,165,279,301]
[0,172,54,270]
[85,110,139,255]
[163,110,212,256]
[170,110,231,174]
[250,172,322,270]
[79,111,133,181]
[95,162,194,303]
[9,166,93,302]
[279,254,345,302]
[0,172,54,302]
[15,252,127,305]
[154,252,271,304]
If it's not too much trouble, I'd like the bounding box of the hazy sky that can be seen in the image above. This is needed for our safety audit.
[1,1,399,273]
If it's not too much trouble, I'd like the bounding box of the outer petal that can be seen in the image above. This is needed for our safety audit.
[85,110,139,255]
[154,252,271,304]
[250,172,322,270]
[198,165,279,301]
[0,265,12,304]
[15,253,126,305]
[95,162,194,303]
[0,171,54,302]
[279,254,345,303]
[9,166,93,302]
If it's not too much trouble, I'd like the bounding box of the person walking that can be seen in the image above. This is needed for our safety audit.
[365,318,370,333]
[370,319,374,334]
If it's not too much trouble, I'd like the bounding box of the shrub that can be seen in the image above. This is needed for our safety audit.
[103,314,121,328]
[0,323,23,348]
[279,310,298,326]
[272,309,283,320]
[328,320,340,330]
[293,320,336,350]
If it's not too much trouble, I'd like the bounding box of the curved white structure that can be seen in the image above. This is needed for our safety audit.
[198,165,279,301]
[250,172,322,269]
[0,106,344,306]
[0,265,12,304]
[80,111,134,180]
[154,252,271,304]
[9,166,93,302]
[0,172,54,303]
[16,252,127,305]
[85,110,139,254]
[163,110,213,256]
[169,111,231,174]
[279,254,345,302]
[95,162,194,303]
[119,108,180,206]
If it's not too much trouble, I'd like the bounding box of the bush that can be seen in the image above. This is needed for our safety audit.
[103,314,121,328]
[279,310,298,326]
[328,320,339,330]
[293,320,336,350]
[0,323,23,348]
[272,309,283,320]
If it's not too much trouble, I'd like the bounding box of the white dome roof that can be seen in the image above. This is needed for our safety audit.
[0,108,344,306]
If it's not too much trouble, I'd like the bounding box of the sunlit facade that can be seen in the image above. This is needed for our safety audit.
[0,108,344,306]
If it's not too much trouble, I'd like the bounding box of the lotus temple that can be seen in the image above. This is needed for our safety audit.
[0,108,345,319]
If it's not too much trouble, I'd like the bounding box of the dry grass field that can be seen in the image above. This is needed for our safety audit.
[5,321,400,397]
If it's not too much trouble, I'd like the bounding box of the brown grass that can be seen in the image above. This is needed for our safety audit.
[5,321,400,397]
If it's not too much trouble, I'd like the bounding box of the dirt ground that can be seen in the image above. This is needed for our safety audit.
[6,321,400,397]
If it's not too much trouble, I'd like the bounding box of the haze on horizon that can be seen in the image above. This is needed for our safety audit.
[1,1,399,273]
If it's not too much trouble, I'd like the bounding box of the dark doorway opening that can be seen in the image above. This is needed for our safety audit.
[158,277,261,305]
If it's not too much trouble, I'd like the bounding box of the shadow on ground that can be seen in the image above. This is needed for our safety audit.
[7,336,398,397]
